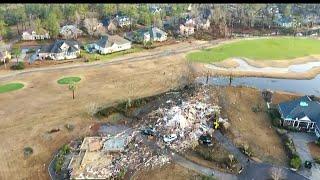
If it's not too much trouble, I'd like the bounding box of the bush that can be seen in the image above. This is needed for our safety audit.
[290,155,302,169]
[64,124,75,131]
[314,157,320,164]
[315,140,320,147]
[23,147,33,157]
[241,144,253,157]
[10,62,25,70]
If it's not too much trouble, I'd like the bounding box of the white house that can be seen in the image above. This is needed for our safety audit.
[125,27,167,43]
[91,35,131,55]
[60,25,83,39]
[179,24,195,36]
[115,15,131,28]
[21,30,50,41]
[38,40,80,60]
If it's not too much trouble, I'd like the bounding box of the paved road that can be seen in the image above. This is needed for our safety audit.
[288,132,319,179]
[0,39,225,82]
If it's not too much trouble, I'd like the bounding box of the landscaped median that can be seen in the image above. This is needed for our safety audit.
[0,82,24,93]
[187,37,320,63]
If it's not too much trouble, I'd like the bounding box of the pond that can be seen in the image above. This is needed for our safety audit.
[196,75,320,96]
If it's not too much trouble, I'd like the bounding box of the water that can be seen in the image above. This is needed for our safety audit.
[196,75,320,96]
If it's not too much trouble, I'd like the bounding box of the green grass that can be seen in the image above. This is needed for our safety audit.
[0,83,24,93]
[82,46,144,62]
[187,37,320,63]
[57,77,81,85]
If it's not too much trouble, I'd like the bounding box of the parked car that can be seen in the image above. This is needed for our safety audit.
[305,161,312,169]
[163,134,177,143]
[198,134,213,146]
[141,127,156,136]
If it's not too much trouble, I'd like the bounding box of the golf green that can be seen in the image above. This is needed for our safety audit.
[0,83,24,93]
[57,77,81,84]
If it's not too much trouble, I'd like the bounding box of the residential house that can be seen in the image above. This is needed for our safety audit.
[115,15,131,28]
[59,25,83,39]
[278,95,320,138]
[82,18,105,36]
[179,24,195,37]
[149,5,162,14]
[274,15,293,28]
[38,40,80,60]
[125,26,167,43]
[21,29,50,41]
[89,35,131,55]
[195,18,211,31]
[101,18,118,34]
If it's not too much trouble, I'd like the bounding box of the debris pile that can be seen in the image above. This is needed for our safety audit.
[150,88,221,152]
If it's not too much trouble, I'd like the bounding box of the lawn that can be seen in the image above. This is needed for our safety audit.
[187,37,320,63]
[0,83,24,93]
[57,77,81,85]
[82,46,144,62]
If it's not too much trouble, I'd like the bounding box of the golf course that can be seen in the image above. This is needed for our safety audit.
[187,37,320,63]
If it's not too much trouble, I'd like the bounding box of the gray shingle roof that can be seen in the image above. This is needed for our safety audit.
[95,35,130,48]
[278,95,320,126]
[40,40,79,54]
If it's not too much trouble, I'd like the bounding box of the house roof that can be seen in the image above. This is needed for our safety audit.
[40,40,79,54]
[60,25,83,34]
[137,27,167,39]
[95,35,130,48]
[278,96,320,126]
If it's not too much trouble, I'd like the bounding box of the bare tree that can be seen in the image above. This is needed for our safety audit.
[83,18,100,37]
[270,167,286,180]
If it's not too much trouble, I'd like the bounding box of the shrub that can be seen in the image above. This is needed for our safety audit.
[290,155,302,169]
[314,157,320,164]
[10,62,25,70]
[315,140,320,147]
[64,124,75,131]
[241,144,253,157]
[23,147,33,157]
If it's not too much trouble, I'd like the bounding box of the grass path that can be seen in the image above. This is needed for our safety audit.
[187,37,320,63]
[0,83,24,93]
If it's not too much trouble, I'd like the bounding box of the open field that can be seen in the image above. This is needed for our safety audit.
[133,163,205,180]
[0,54,189,180]
[0,82,24,93]
[213,86,288,166]
[187,37,320,63]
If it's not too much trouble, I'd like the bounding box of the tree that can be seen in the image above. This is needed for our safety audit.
[104,4,117,17]
[270,167,286,180]
[68,82,77,100]
[44,12,60,38]
[0,19,7,38]
[34,18,42,34]
[11,46,21,64]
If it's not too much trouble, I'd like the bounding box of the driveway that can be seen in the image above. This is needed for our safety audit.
[288,132,319,180]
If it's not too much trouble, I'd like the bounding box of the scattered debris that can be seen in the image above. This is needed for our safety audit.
[48,128,60,134]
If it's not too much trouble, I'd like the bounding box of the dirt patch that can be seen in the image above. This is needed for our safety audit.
[193,62,320,80]
[133,163,203,180]
[308,142,320,159]
[213,86,288,166]
[213,59,239,68]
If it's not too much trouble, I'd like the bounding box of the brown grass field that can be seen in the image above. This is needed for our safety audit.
[0,54,189,180]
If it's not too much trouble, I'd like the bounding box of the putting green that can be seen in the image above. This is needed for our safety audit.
[57,77,81,84]
[0,83,24,93]
[187,37,320,63]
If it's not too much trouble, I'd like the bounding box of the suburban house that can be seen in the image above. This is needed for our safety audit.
[101,18,118,34]
[274,15,293,28]
[21,29,50,40]
[88,35,131,54]
[278,95,320,138]
[179,24,195,36]
[60,25,83,39]
[195,18,211,31]
[115,15,131,28]
[125,26,167,43]
[37,40,80,60]
[82,18,105,36]
[149,5,162,14]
